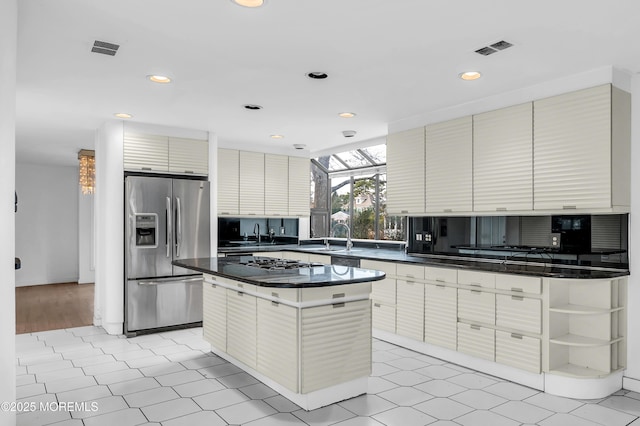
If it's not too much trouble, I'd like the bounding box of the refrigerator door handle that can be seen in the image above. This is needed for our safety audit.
[166,196,172,258]
[138,277,202,286]
[176,196,182,257]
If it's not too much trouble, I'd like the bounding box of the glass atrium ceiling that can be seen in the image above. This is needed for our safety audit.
[313,144,386,173]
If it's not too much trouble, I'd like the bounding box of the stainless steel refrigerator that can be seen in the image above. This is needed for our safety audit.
[125,175,210,335]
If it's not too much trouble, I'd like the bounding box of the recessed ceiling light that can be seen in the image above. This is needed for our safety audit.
[147,75,172,84]
[232,0,264,7]
[338,112,356,118]
[307,72,328,80]
[459,71,482,81]
[243,104,263,110]
[114,113,132,119]
[270,134,284,139]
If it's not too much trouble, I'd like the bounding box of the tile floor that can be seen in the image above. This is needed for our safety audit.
[14,326,640,426]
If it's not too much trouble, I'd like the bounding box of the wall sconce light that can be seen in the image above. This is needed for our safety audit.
[78,149,95,195]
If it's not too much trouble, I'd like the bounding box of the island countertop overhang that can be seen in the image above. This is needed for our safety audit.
[172,256,386,288]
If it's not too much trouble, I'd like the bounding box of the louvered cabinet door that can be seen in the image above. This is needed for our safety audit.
[123,133,169,172]
[425,116,473,213]
[257,299,299,392]
[533,84,612,210]
[288,156,310,216]
[203,281,226,351]
[226,289,257,368]
[217,149,239,215]
[473,103,533,212]
[168,137,209,175]
[424,284,457,350]
[239,151,265,215]
[396,280,425,341]
[301,300,371,393]
[264,154,289,216]
[386,127,425,215]
[496,294,541,334]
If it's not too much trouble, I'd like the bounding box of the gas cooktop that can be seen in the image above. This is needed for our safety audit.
[239,257,323,271]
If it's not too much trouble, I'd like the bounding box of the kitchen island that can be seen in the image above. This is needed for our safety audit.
[173,256,385,410]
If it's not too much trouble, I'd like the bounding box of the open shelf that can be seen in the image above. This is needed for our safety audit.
[549,363,616,378]
[550,333,622,347]
[549,304,623,315]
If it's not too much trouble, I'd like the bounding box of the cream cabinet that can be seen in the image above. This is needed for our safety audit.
[386,128,425,215]
[217,148,240,215]
[288,156,311,217]
[123,133,208,175]
[473,103,533,212]
[396,264,425,341]
[361,259,397,333]
[495,330,541,374]
[239,151,265,215]
[257,298,298,391]
[203,280,226,351]
[457,323,495,361]
[218,149,309,217]
[226,286,257,368]
[425,283,457,350]
[264,154,289,216]
[425,116,472,213]
[533,84,630,212]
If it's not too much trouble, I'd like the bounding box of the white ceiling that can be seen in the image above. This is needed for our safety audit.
[16,0,640,166]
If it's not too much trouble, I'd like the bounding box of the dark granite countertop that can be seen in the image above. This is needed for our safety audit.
[173,256,386,288]
[218,244,629,279]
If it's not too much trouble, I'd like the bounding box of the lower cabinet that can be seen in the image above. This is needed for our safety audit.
[257,298,299,392]
[226,288,257,368]
[457,322,495,361]
[496,294,541,334]
[203,282,226,351]
[396,279,425,340]
[495,330,541,374]
[424,284,457,350]
[372,302,396,333]
[458,288,495,325]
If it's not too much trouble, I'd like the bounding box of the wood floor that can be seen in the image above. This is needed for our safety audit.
[15,282,94,334]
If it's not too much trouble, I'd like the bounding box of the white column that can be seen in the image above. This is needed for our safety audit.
[624,74,640,390]
[0,0,17,423]
[209,132,218,256]
[78,188,95,284]
[95,121,124,334]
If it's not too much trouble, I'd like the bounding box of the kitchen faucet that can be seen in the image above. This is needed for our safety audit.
[331,223,353,252]
[253,223,260,244]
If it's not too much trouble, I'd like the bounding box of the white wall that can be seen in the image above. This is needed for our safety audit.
[15,162,79,286]
[0,0,17,421]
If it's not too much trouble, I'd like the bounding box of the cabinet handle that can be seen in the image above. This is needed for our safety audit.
[470,283,481,287]
[332,293,345,299]
[220,212,230,215]
[511,287,523,293]
[511,333,523,339]
[470,324,481,330]
[236,292,243,297]
[142,167,152,171]
[563,205,577,210]
[496,207,507,211]
[436,284,445,288]
[511,295,524,301]
[435,278,445,283]
[184,170,194,174]
[271,301,279,307]
[444,209,453,213]
[333,302,345,308]
[374,303,381,307]
[471,289,482,294]
[271,292,279,298]
[401,210,409,214]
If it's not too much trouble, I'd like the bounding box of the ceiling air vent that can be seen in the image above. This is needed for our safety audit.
[91,40,119,56]
[475,40,513,56]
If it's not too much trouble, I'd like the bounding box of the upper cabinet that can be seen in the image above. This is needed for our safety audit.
[217,148,240,215]
[473,103,533,212]
[425,116,473,213]
[386,128,425,215]
[123,133,209,175]
[288,156,311,217]
[533,84,630,212]
[385,84,630,216]
[218,149,310,217]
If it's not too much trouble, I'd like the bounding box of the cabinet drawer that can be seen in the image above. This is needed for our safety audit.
[424,267,457,284]
[458,289,495,325]
[257,286,300,303]
[372,302,396,333]
[308,254,331,264]
[371,278,396,305]
[496,294,541,334]
[495,274,541,294]
[495,330,541,373]
[457,323,495,361]
[361,260,396,276]
[397,264,425,280]
[300,282,371,302]
[458,270,495,289]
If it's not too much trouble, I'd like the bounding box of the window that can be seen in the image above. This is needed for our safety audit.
[311,144,406,241]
